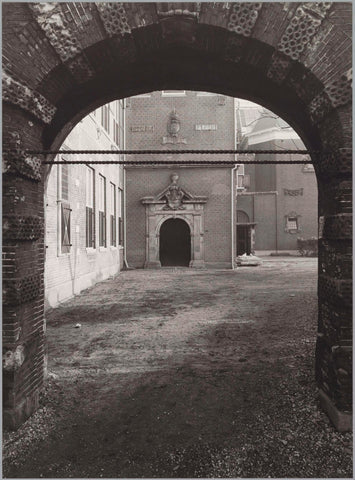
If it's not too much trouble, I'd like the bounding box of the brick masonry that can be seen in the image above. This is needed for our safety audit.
[125,91,235,268]
[2,2,352,430]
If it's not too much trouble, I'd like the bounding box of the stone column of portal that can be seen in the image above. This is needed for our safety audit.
[144,210,161,268]
[315,148,352,431]
[3,138,46,429]
[190,209,205,268]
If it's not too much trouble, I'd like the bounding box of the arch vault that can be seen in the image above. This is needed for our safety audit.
[2,2,352,430]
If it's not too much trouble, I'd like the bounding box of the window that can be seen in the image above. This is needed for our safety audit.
[285,213,301,233]
[243,174,251,188]
[58,160,71,254]
[118,188,123,246]
[86,166,95,248]
[101,105,110,134]
[236,164,246,191]
[110,182,116,246]
[113,119,119,146]
[161,90,186,96]
[60,161,69,201]
[99,174,106,247]
[287,217,298,230]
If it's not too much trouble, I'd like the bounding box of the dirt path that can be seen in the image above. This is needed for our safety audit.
[3,258,352,478]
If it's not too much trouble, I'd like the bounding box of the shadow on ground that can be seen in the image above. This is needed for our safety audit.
[3,261,352,478]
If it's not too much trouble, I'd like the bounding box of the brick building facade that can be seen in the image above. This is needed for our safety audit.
[125,91,236,269]
[236,100,318,255]
[44,101,125,307]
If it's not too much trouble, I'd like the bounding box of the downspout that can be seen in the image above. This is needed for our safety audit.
[231,98,238,269]
[122,98,131,270]
[231,164,238,269]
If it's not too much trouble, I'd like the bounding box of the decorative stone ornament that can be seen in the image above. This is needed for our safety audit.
[277,4,331,61]
[2,72,56,125]
[96,2,131,37]
[227,3,262,37]
[162,109,187,144]
[158,173,188,210]
[168,109,180,136]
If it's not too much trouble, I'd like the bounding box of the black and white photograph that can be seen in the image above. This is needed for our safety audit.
[2,1,352,478]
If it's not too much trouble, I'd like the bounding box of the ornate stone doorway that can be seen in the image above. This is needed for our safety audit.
[141,173,207,269]
[160,218,191,266]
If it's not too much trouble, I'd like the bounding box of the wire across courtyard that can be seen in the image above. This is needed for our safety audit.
[8,148,326,165]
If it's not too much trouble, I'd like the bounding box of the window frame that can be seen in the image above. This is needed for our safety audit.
[113,118,119,146]
[110,182,117,247]
[284,212,301,234]
[86,166,96,249]
[118,187,123,247]
[236,164,247,191]
[98,174,107,248]
[101,104,110,134]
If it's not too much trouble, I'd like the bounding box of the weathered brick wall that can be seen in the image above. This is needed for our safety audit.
[125,91,234,268]
[276,165,318,251]
[2,2,352,430]
[126,91,235,158]
[3,105,46,429]
[239,136,318,252]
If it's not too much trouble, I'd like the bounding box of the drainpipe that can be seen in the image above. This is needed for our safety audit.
[122,98,131,270]
[231,165,238,269]
[232,97,239,270]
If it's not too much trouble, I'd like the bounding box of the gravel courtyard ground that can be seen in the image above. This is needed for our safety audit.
[3,258,352,478]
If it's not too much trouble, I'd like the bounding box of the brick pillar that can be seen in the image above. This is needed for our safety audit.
[2,122,46,429]
[316,154,352,431]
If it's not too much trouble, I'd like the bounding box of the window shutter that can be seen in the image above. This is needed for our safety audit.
[119,217,123,246]
[104,212,106,246]
[61,202,71,253]
[91,208,95,247]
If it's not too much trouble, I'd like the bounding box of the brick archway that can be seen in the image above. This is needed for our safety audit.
[3,3,352,430]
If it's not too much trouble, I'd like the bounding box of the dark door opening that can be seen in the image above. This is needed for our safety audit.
[237,225,251,255]
[159,218,191,266]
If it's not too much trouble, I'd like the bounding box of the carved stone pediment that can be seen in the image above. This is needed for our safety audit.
[141,173,207,210]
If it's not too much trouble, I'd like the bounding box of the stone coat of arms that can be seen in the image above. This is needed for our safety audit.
[155,173,193,210]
